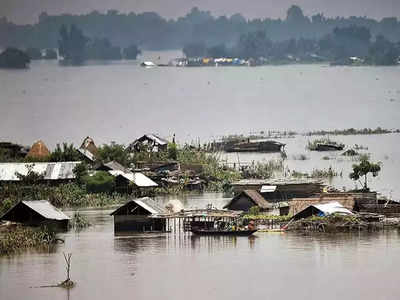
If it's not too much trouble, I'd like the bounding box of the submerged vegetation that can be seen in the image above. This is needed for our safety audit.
[0,225,57,255]
[305,127,397,136]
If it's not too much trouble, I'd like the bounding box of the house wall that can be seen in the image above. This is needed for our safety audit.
[113,215,165,232]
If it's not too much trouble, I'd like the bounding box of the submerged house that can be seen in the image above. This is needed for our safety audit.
[292,201,353,221]
[224,190,272,212]
[110,197,167,232]
[0,200,70,229]
[128,134,168,152]
[231,179,324,201]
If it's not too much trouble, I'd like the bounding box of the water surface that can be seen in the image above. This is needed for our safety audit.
[1,205,400,300]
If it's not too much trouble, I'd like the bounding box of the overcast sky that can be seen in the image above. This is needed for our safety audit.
[1,0,400,24]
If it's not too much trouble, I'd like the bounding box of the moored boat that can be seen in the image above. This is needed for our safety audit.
[191,229,257,236]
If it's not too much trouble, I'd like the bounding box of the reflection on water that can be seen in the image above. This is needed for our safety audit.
[1,208,400,300]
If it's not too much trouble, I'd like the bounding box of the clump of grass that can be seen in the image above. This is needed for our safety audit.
[292,154,308,160]
[0,225,57,255]
[306,138,344,151]
[69,212,91,230]
[353,144,368,150]
[310,167,338,178]
[241,159,284,179]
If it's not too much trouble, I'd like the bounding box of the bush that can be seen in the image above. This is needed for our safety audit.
[83,171,115,193]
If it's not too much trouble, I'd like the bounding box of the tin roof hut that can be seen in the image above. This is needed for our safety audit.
[26,140,50,159]
[110,197,167,232]
[0,200,70,229]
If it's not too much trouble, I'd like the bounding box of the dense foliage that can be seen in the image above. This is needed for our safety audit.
[1,5,399,54]
[349,156,381,190]
[0,47,30,68]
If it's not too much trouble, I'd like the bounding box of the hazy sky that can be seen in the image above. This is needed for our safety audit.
[1,0,400,24]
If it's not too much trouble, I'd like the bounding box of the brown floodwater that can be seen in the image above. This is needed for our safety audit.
[1,195,400,300]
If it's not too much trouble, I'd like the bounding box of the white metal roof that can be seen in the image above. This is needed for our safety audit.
[78,148,95,162]
[260,185,277,193]
[313,201,353,216]
[21,200,70,220]
[0,162,80,181]
[108,170,158,187]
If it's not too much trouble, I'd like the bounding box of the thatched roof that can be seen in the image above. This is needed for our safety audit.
[26,140,50,159]
[289,194,355,216]
[224,190,272,210]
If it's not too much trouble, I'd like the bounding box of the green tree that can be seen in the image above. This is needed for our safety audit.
[98,142,132,167]
[58,24,89,64]
[123,44,141,59]
[73,162,88,184]
[50,143,80,162]
[83,171,115,193]
[349,156,381,190]
[15,164,45,184]
[0,48,30,69]
[26,47,42,59]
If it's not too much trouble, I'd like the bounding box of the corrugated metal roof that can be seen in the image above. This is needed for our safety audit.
[22,200,70,220]
[104,161,126,172]
[0,162,80,181]
[78,148,95,162]
[110,197,166,215]
[108,170,158,187]
[144,134,168,145]
[135,197,167,214]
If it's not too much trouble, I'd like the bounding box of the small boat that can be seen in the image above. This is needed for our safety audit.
[191,229,257,236]
[315,143,344,151]
[140,61,156,67]
[225,140,285,153]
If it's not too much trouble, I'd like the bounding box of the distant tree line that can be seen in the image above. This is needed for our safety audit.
[58,24,141,63]
[183,25,400,65]
[0,5,400,51]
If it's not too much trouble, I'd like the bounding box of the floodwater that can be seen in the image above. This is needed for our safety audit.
[1,51,399,198]
[1,201,400,300]
[0,51,399,148]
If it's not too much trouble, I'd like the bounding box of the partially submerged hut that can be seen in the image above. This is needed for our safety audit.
[292,201,353,221]
[224,190,272,212]
[26,140,50,159]
[289,194,356,216]
[110,197,167,232]
[231,178,324,201]
[0,200,70,229]
[128,134,168,152]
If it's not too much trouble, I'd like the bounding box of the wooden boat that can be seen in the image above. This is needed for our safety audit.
[315,143,344,151]
[225,140,285,153]
[191,229,257,236]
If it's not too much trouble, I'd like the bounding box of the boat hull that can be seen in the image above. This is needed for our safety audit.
[191,229,257,236]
